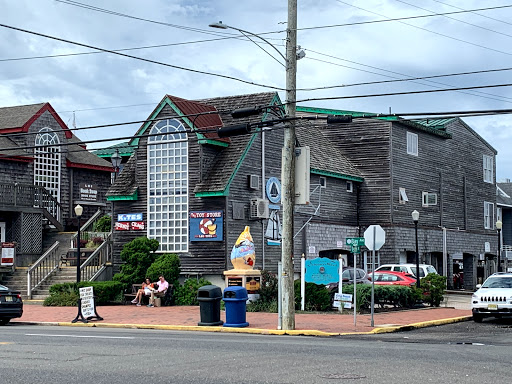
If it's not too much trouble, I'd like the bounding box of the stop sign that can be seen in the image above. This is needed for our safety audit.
[364,225,386,250]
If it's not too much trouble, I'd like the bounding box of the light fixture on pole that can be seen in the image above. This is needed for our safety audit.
[412,210,420,288]
[496,220,503,272]
[111,149,122,181]
[75,204,83,283]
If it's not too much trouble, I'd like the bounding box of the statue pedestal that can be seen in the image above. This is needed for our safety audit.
[224,269,262,302]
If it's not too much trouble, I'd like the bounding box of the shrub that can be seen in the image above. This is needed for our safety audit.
[246,270,278,313]
[44,281,124,306]
[145,254,181,287]
[174,277,212,306]
[420,273,447,307]
[113,237,160,286]
[294,280,331,312]
[338,284,420,312]
[93,215,111,232]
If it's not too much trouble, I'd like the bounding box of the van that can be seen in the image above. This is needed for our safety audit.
[374,264,438,278]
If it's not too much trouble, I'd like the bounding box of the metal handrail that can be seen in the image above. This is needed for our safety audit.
[80,233,112,282]
[27,241,60,298]
[70,209,104,247]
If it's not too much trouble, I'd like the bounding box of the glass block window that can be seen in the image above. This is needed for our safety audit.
[34,127,61,215]
[147,119,188,252]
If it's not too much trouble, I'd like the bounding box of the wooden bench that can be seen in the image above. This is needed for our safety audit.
[124,283,174,306]
[61,256,89,266]
[124,284,143,304]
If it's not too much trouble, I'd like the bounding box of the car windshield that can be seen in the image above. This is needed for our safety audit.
[410,267,425,278]
[0,284,7,291]
[482,276,512,289]
[426,266,437,274]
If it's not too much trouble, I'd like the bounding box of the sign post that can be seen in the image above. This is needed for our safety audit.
[345,237,365,326]
[364,225,386,327]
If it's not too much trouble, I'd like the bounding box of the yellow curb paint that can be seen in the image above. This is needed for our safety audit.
[0,342,14,345]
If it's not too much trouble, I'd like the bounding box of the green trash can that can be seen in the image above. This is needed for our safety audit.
[197,285,223,326]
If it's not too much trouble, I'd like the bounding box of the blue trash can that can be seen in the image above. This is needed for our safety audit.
[223,286,249,327]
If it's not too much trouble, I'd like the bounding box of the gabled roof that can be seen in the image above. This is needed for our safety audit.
[66,138,113,172]
[0,135,32,160]
[497,183,512,207]
[106,154,138,200]
[93,142,135,158]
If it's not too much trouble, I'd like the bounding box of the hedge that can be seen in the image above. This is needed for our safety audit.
[44,281,124,306]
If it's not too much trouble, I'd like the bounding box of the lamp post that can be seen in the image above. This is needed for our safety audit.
[111,149,122,181]
[209,2,299,331]
[75,204,83,283]
[412,210,420,288]
[497,220,503,272]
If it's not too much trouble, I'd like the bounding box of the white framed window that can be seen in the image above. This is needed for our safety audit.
[407,132,418,156]
[399,187,408,204]
[147,119,188,253]
[346,180,353,193]
[319,176,326,189]
[484,201,494,229]
[34,127,61,217]
[497,206,503,222]
[422,192,438,207]
[483,155,493,183]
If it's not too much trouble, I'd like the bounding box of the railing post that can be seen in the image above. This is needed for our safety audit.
[27,270,31,299]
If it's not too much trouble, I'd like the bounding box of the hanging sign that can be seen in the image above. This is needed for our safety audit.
[79,183,98,202]
[189,211,223,241]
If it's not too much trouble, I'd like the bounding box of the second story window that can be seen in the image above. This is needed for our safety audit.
[483,155,493,183]
[484,201,494,229]
[407,132,418,156]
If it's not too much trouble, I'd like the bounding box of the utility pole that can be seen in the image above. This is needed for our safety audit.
[281,0,297,330]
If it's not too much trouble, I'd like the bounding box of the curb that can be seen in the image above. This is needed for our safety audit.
[12,315,472,336]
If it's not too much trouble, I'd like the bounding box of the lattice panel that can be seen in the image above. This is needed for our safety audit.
[12,214,22,254]
[20,213,43,254]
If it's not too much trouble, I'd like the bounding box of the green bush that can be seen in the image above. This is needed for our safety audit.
[341,284,419,312]
[246,270,278,313]
[44,281,125,306]
[145,253,181,286]
[294,280,331,312]
[113,237,160,286]
[174,277,212,306]
[93,215,111,232]
[420,273,447,307]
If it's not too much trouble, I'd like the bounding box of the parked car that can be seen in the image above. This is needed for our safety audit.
[375,264,437,278]
[0,284,23,325]
[368,271,417,286]
[325,267,371,302]
[472,272,512,323]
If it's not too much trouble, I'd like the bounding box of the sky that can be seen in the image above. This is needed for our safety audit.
[1,0,512,180]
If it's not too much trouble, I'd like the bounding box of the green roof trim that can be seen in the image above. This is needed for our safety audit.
[311,168,364,182]
[195,191,227,197]
[107,189,138,201]
[263,93,285,120]
[198,139,229,147]
[93,142,135,157]
[130,102,167,147]
[296,106,399,121]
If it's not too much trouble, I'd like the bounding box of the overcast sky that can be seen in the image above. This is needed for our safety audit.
[1,0,511,180]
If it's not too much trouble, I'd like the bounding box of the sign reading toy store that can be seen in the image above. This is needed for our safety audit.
[189,211,223,241]
[79,183,98,202]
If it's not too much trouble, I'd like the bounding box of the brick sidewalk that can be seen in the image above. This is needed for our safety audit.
[13,304,471,334]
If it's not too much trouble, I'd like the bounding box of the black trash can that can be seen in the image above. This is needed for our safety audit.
[197,285,223,326]
[223,286,249,328]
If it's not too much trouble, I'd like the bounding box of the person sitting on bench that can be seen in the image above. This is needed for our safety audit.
[147,275,169,307]
[132,278,153,306]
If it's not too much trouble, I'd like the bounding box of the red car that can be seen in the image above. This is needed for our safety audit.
[368,271,417,286]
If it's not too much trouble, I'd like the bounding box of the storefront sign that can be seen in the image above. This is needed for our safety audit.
[131,221,145,230]
[115,222,130,231]
[118,213,143,222]
[266,177,281,204]
[0,243,15,266]
[189,211,223,241]
[79,183,98,202]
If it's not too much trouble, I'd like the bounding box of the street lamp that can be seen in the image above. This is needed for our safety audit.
[209,9,299,331]
[111,149,122,181]
[75,204,83,283]
[497,220,503,272]
[412,210,420,288]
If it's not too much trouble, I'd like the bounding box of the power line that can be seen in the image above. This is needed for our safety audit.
[431,0,512,27]
[0,23,286,91]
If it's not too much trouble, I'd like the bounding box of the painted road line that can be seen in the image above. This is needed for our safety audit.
[25,334,135,339]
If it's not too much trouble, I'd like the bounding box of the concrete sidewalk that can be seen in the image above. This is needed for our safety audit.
[12,303,472,336]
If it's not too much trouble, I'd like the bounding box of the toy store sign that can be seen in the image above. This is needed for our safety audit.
[189,211,223,241]
[79,183,98,202]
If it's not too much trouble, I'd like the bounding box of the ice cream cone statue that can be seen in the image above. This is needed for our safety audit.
[230,226,256,270]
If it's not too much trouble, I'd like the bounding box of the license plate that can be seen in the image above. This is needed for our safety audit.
[487,303,498,310]
[5,296,13,302]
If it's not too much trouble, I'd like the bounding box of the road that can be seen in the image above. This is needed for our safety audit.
[1,320,511,384]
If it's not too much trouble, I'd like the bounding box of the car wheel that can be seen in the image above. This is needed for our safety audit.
[0,319,10,326]
[473,313,484,323]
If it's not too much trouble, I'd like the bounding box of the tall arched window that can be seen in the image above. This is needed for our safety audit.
[34,127,61,216]
[147,119,188,252]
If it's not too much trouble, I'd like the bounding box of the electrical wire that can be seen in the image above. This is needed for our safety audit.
[0,23,286,91]
[430,0,512,27]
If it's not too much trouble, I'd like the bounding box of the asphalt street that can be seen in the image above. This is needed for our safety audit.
[1,322,510,384]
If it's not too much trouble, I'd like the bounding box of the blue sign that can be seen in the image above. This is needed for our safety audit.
[189,211,223,241]
[118,213,143,222]
[266,177,281,204]
[304,257,339,285]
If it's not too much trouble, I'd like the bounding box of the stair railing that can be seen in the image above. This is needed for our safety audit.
[27,241,60,299]
[80,232,112,282]
[70,209,104,248]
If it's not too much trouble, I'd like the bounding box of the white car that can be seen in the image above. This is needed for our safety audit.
[472,272,512,323]
[375,264,437,278]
